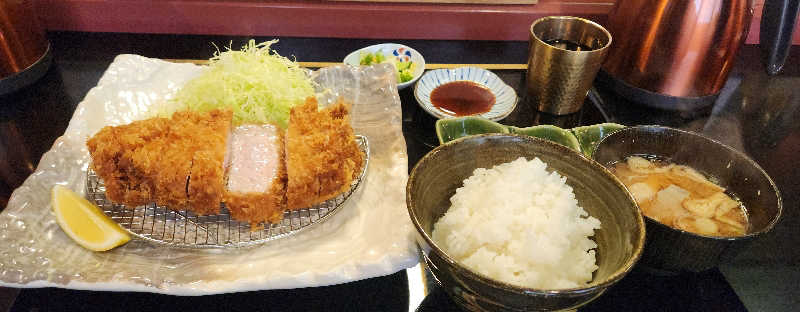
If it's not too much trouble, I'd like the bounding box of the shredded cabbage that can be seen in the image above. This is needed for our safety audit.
[168,40,315,128]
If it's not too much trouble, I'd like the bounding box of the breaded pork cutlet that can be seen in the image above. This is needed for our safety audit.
[285,98,364,210]
[89,98,364,226]
[223,124,287,227]
[175,109,232,215]
[87,109,232,215]
[87,116,171,207]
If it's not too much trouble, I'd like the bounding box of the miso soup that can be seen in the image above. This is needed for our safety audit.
[611,156,748,237]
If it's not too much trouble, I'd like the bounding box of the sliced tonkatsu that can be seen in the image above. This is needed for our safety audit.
[88,109,232,216]
[87,97,364,227]
[87,115,171,207]
[183,109,232,215]
[223,124,287,226]
[285,98,364,210]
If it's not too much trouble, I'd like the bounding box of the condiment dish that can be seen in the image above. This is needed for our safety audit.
[434,116,623,156]
[407,133,645,311]
[593,125,783,273]
[434,116,510,144]
[414,67,517,121]
[343,43,425,90]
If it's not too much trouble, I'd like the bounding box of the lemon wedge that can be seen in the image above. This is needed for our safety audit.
[51,185,130,251]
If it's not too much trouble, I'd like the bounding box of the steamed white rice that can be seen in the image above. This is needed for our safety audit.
[431,157,601,289]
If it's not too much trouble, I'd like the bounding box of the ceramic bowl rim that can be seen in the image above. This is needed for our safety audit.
[413,67,518,121]
[593,125,784,241]
[342,43,426,89]
[407,133,645,297]
[433,116,511,145]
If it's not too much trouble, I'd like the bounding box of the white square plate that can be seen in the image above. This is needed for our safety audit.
[0,55,418,295]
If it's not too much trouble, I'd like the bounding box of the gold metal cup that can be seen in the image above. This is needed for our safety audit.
[526,16,612,115]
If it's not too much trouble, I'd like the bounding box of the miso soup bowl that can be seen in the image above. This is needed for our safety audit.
[407,134,645,311]
[593,125,783,273]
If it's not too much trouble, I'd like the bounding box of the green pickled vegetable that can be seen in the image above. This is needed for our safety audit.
[359,50,416,83]
[359,51,386,66]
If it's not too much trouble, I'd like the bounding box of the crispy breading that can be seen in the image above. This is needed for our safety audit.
[286,98,364,210]
[182,110,231,215]
[151,112,193,210]
[87,109,232,216]
[88,99,362,226]
[224,169,287,228]
[224,125,288,227]
[87,117,171,207]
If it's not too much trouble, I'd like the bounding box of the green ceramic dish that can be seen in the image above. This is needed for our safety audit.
[572,123,626,158]
[509,125,581,152]
[435,116,510,144]
[435,116,624,157]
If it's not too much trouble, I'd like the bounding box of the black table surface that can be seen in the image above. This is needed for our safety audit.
[1,32,798,312]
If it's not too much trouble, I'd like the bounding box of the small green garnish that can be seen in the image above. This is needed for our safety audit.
[359,51,387,66]
[359,51,417,83]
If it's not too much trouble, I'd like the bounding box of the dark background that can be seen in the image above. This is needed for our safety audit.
[1,32,799,311]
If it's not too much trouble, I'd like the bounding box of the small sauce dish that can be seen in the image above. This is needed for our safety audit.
[414,67,517,121]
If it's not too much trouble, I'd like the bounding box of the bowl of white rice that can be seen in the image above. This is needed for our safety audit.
[407,133,645,311]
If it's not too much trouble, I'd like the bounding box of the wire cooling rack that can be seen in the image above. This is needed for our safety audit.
[85,136,369,248]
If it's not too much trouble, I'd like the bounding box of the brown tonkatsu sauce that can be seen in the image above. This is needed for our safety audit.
[431,81,495,116]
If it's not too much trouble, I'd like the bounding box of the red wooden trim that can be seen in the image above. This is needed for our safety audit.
[34,0,800,44]
[33,0,611,40]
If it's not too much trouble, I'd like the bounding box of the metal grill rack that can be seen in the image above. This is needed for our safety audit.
[85,135,369,248]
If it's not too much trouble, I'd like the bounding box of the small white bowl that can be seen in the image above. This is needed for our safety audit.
[343,43,426,90]
[414,67,518,121]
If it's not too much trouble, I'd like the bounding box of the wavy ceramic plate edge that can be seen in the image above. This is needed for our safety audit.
[0,54,418,295]
[414,67,518,121]
[435,116,626,156]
